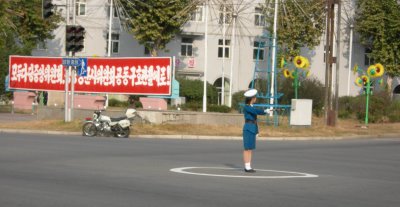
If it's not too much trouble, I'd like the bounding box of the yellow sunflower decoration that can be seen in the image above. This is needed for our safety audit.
[367,65,377,77]
[289,71,296,79]
[293,56,306,68]
[283,69,291,78]
[374,63,384,77]
[355,77,363,87]
[361,75,370,84]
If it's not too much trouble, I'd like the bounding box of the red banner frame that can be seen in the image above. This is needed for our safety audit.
[9,56,173,95]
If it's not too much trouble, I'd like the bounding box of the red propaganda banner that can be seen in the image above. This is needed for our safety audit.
[8,56,173,95]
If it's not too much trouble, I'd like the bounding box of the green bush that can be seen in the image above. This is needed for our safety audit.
[232,90,246,111]
[338,92,400,123]
[388,101,400,122]
[354,92,391,123]
[108,98,128,107]
[177,78,218,104]
[338,96,362,119]
[278,77,325,116]
[207,104,231,113]
[180,102,202,111]
[128,95,143,108]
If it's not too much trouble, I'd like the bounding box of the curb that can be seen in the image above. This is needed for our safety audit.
[1,128,399,141]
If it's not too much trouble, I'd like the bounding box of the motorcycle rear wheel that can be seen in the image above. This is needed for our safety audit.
[114,127,130,138]
[82,122,97,137]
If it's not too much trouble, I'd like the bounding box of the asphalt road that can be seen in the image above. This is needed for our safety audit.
[0,133,399,207]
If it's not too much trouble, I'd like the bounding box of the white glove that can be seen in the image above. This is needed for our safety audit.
[264,108,271,114]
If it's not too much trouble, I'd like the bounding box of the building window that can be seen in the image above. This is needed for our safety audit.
[111,34,119,53]
[218,39,230,58]
[76,0,86,16]
[253,41,265,60]
[181,38,193,57]
[144,42,154,55]
[106,33,120,54]
[254,7,266,27]
[190,6,203,22]
[218,5,232,25]
[364,47,374,66]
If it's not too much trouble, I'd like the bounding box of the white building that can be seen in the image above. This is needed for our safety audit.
[33,0,400,105]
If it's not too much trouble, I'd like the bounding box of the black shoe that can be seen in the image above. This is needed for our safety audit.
[244,168,256,173]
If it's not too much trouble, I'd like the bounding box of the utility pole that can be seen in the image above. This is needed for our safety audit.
[64,0,70,122]
[106,0,113,109]
[221,3,226,106]
[270,0,279,116]
[324,0,341,126]
[202,0,209,112]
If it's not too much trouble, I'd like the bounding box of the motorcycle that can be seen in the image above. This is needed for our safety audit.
[82,109,137,138]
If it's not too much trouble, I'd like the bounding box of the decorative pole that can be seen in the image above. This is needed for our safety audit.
[353,63,385,126]
[293,69,299,99]
[364,81,371,125]
[281,56,310,100]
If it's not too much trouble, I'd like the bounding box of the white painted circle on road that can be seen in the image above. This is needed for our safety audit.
[170,167,319,179]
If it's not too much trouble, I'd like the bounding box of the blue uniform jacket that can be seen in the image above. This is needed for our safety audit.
[243,105,266,134]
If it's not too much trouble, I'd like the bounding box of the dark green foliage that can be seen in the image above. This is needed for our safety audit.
[177,78,218,104]
[207,104,231,113]
[108,99,129,107]
[278,77,325,116]
[338,92,400,123]
[128,95,143,108]
[180,102,201,111]
[338,96,360,119]
[0,0,60,95]
[264,0,326,57]
[355,92,391,123]
[179,103,231,113]
[232,90,246,111]
[387,101,400,122]
[355,0,400,77]
[121,0,195,56]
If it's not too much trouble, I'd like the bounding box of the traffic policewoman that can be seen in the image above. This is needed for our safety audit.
[242,89,269,173]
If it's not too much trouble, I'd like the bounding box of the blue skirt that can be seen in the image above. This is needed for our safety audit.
[243,130,256,150]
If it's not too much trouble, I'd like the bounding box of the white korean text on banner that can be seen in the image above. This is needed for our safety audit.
[8,56,172,95]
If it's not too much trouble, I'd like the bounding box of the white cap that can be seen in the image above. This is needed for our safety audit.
[244,89,258,97]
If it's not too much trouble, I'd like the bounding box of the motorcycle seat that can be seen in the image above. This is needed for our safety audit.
[110,116,128,122]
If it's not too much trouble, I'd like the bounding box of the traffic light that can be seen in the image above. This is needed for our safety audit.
[65,25,85,53]
[43,0,54,19]
[74,26,85,52]
[66,25,76,52]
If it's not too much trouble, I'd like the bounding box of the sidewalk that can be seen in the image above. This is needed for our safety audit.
[0,112,399,140]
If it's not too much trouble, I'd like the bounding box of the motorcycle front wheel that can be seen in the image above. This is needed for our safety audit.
[114,127,130,138]
[82,122,97,137]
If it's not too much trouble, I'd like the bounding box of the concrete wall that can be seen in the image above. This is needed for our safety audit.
[36,107,244,125]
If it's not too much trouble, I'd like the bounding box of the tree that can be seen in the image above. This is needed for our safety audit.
[354,0,400,78]
[263,0,326,58]
[177,78,218,104]
[0,0,60,96]
[120,0,196,56]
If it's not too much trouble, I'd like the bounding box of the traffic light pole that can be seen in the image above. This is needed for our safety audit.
[70,0,77,121]
[64,0,70,122]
